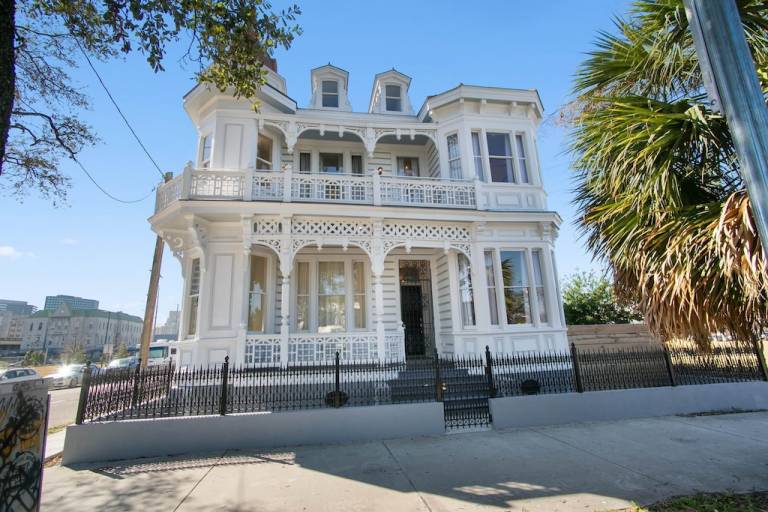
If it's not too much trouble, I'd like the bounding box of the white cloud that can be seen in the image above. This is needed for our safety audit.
[0,245,34,259]
[60,238,78,246]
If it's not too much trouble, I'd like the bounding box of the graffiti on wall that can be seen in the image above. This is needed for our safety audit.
[0,379,48,512]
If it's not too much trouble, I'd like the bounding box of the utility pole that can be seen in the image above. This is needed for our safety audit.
[139,172,173,368]
[684,0,768,251]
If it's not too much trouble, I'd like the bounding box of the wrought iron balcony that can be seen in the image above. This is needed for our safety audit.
[154,166,546,214]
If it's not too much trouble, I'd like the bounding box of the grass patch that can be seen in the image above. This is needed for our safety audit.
[621,492,768,511]
[47,424,68,435]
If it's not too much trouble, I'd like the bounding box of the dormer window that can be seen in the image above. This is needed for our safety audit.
[385,85,402,111]
[200,134,212,168]
[321,80,339,108]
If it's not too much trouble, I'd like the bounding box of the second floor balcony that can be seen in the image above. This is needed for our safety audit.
[154,166,547,214]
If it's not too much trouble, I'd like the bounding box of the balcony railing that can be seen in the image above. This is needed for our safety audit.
[154,167,543,213]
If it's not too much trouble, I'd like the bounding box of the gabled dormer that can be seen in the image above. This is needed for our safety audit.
[309,64,352,111]
[368,69,414,115]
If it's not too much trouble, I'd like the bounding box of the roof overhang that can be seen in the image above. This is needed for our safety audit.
[417,85,544,121]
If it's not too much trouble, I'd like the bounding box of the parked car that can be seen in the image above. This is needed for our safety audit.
[0,367,41,383]
[48,364,86,389]
[106,356,139,370]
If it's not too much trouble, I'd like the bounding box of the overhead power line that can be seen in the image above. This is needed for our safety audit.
[74,157,155,204]
[73,37,166,180]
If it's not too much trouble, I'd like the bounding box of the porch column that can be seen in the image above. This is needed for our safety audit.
[279,270,291,365]
[374,271,386,360]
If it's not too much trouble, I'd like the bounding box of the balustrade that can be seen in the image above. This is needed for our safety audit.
[154,167,542,213]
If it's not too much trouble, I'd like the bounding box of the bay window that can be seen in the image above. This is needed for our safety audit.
[295,259,369,333]
[486,132,515,183]
[457,254,476,326]
[471,132,484,180]
[187,258,201,336]
[484,132,532,184]
[447,134,462,179]
[515,134,530,183]
[483,249,550,326]
[484,250,499,325]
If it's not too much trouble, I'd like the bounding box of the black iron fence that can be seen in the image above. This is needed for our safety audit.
[75,342,768,426]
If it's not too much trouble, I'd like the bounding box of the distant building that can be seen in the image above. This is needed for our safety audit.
[43,295,99,311]
[21,303,143,358]
[0,299,37,316]
[153,310,179,342]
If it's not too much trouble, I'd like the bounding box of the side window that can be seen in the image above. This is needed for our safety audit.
[256,134,273,170]
[200,134,212,168]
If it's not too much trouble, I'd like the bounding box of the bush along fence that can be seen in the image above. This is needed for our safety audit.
[75,342,768,430]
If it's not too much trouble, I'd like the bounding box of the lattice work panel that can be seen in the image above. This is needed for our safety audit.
[190,173,244,199]
[155,175,183,213]
[252,174,284,201]
[245,336,282,365]
[381,223,471,241]
[288,334,378,362]
[253,218,281,235]
[385,334,405,361]
[292,218,373,237]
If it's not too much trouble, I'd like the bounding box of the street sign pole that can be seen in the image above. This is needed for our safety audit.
[684,0,768,253]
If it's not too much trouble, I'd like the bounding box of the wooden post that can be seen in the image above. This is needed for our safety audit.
[139,172,173,368]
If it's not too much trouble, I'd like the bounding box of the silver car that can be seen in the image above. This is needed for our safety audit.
[0,367,41,383]
[48,364,86,389]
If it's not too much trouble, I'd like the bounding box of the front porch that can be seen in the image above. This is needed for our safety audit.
[169,214,568,368]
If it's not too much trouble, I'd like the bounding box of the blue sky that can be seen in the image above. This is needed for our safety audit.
[0,0,630,322]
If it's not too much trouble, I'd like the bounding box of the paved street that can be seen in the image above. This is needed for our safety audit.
[42,411,768,511]
[48,387,80,430]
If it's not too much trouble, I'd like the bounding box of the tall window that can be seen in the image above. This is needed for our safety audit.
[353,261,366,329]
[320,153,343,173]
[447,134,462,179]
[500,250,530,324]
[397,157,419,177]
[299,152,311,173]
[321,80,339,108]
[187,258,201,336]
[484,250,499,325]
[318,262,346,333]
[256,134,273,170]
[486,132,515,183]
[351,154,363,175]
[295,262,310,332]
[515,134,530,183]
[200,134,212,168]
[531,250,548,323]
[471,132,484,180]
[457,254,475,327]
[248,255,267,332]
[385,84,402,111]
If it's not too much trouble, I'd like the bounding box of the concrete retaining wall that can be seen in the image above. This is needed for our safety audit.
[62,402,444,465]
[490,381,768,429]
[568,323,657,349]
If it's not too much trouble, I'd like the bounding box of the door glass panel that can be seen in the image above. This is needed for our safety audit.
[295,262,309,332]
[320,153,342,173]
[318,262,345,333]
[299,152,311,173]
[500,251,530,324]
[351,155,363,175]
[353,261,366,329]
[458,254,475,326]
[248,255,267,332]
[397,157,419,177]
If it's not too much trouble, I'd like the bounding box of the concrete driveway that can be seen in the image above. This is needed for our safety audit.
[41,411,768,511]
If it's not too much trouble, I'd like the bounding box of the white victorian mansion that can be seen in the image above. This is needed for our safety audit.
[151,61,567,368]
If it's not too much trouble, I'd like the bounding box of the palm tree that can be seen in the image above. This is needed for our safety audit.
[569,0,768,346]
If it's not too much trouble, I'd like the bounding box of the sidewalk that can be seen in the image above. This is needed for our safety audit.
[44,429,66,461]
[41,411,768,511]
